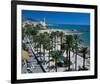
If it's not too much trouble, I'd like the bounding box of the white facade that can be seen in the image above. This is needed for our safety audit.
[22,18,46,28]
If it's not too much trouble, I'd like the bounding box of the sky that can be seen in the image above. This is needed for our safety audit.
[22,10,90,25]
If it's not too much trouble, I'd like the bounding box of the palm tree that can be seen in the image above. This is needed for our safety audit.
[35,33,45,62]
[30,28,38,36]
[65,35,74,71]
[59,32,65,51]
[55,31,60,50]
[42,32,50,64]
[24,24,33,37]
[44,42,53,71]
[49,50,63,72]
[22,27,25,40]
[50,32,57,51]
[80,47,88,70]
[50,31,60,50]
[39,32,50,64]
[73,35,79,71]
[32,35,40,54]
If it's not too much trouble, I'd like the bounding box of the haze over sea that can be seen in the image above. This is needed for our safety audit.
[47,24,90,47]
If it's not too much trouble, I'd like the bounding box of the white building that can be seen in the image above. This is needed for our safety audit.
[22,18,46,28]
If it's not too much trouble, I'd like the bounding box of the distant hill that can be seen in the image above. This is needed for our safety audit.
[22,17,39,22]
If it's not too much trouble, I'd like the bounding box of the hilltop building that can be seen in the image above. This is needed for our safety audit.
[22,18,46,29]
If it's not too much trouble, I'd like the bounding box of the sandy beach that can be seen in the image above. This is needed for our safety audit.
[39,29,82,35]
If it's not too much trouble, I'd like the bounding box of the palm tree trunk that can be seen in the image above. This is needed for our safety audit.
[55,59,57,72]
[43,48,45,65]
[75,47,78,71]
[49,49,50,72]
[68,50,70,71]
[34,42,36,48]
[52,39,54,51]
[37,43,38,54]
[66,48,69,70]
[75,48,78,71]
[83,53,85,69]
[40,44,42,61]
[60,37,62,51]
[55,36,57,50]
[66,48,68,57]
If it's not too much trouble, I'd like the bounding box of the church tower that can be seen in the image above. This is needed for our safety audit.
[43,18,46,26]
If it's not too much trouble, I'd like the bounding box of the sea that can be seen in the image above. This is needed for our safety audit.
[47,24,90,47]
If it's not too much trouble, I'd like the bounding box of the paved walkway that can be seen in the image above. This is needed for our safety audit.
[22,38,43,73]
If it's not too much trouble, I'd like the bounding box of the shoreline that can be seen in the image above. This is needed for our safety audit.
[39,29,90,48]
[39,29,83,35]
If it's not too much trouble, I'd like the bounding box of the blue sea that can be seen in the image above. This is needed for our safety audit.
[47,24,90,47]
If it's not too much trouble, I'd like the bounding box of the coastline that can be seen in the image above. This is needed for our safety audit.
[39,29,83,35]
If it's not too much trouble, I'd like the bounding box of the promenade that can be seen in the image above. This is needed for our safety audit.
[22,36,90,73]
[22,37,44,73]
